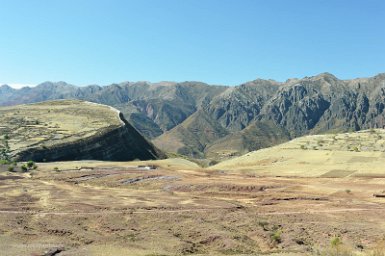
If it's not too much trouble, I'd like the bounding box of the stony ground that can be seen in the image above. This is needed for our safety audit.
[0,159,385,255]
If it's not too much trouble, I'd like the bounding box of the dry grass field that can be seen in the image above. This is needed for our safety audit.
[1,130,385,255]
[211,129,385,177]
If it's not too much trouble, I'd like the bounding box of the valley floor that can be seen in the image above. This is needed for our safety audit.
[0,160,385,255]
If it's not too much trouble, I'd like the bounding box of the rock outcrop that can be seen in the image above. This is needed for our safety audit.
[0,100,165,162]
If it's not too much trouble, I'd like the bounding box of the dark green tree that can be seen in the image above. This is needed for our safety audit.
[0,135,11,163]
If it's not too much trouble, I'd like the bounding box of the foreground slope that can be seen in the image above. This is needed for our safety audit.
[2,157,385,255]
[210,129,385,177]
[0,100,165,161]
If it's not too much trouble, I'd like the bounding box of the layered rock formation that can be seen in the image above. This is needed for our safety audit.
[0,100,165,161]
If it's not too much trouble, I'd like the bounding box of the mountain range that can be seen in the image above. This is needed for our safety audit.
[1,72,385,159]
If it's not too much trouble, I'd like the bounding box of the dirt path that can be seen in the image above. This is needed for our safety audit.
[0,206,384,216]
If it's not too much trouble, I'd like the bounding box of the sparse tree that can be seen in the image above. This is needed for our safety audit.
[0,135,11,163]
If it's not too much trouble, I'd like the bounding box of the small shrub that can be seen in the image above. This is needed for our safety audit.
[26,160,35,169]
[345,189,351,194]
[21,164,28,172]
[330,236,343,254]
[331,236,342,247]
[317,237,355,256]
[270,229,282,244]
[54,167,60,172]
[7,166,14,172]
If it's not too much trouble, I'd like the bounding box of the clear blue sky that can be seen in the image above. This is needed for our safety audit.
[0,0,384,86]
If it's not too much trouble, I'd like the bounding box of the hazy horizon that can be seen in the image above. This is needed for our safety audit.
[2,70,385,90]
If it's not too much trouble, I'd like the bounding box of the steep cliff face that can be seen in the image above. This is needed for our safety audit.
[259,73,385,136]
[0,100,165,162]
[206,79,281,131]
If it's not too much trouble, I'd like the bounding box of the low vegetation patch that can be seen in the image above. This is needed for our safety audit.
[270,228,282,244]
